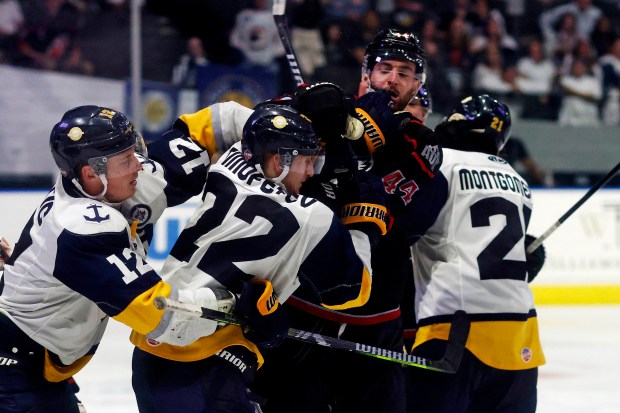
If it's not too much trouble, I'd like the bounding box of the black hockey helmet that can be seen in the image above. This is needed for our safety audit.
[242,103,321,168]
[435,94,511,155]
[50,106,146,179]
[364,28,426,83]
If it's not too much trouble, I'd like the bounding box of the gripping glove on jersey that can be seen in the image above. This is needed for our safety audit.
[353,90,412,156]
[337,171,389,246]
[235,279,289,349]
[525,234,546,283]
[292,82,363,143]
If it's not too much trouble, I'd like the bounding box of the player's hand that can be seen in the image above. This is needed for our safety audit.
[235,279,289,349]
[292,82,361,142]
[525,234,545,282]
[354,90,412,154]
[337,171,389,245]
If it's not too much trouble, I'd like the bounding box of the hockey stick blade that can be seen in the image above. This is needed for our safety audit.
[154,297,469,373]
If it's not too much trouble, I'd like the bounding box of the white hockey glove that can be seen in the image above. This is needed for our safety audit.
[147,287,235,347]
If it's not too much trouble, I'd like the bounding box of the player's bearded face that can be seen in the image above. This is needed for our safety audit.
[282,155,315,195]
[103,148,142,202]
[368,60,421,112]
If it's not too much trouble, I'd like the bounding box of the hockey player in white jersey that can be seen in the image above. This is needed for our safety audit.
[404,95,546,413]
[131,103,388,413]
[0,102,252,413]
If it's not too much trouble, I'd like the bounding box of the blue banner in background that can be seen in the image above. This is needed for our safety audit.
[196,64,277,108]
[124,80,180,142]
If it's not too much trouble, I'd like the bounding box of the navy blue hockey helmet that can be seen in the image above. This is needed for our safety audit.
[364,28,426,83]
[436,94,511,155]
[241,103,321,168]
[50,106,146,179]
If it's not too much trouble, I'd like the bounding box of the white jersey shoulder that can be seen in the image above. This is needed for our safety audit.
[413,148,535,320]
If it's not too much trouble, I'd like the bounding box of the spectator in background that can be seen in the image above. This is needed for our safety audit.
[558,58,602,127]
[543,12,580,62]
[470,9,519,65]
[516,38,559,119]
[17,0,94,75]
[589,15,618,57]
[540,0,602,42]
[290,0,326,78]
[171,36,209,88]
[560,38,599,76]
[0,0,24,64]
[443,13,474,96]
[472,42,517,96]
[230,0,284,71]
[599,38,620,125]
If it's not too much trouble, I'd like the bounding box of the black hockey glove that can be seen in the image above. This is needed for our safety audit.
[292,82,359,143]
[525,234,546,283]
[353,90,412,155]
[337,171,389,246]
[235,279,289,349]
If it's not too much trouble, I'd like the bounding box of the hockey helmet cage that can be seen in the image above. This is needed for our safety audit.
[364,28,427,83]
[50,106,146,179]
[242,103,321,168]
[436,94,511,155]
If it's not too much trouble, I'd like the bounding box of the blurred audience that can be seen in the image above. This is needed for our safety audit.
[229,0,284,70]
[558,58,602,127]
[171,36,209,88]
[0,0,24,64]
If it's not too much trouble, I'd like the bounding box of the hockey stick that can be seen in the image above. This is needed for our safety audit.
[527,160,620,254]
[154,296,470,373]
[272,0,304,86]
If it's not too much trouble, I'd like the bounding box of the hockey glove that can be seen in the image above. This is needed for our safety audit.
[525,234,546,283]
[292,82,362,143]
[353,90,412,155]
[235,279,289,349]
[338,171,389,246]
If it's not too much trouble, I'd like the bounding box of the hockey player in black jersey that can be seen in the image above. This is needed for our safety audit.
[0,102,253,413]
[252,29,444,413]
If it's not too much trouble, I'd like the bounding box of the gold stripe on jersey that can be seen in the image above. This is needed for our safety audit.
[178,107,218,155]
[113,281,172,335]
[341,203,388,235]
[43,350,93,382]
[413,317,545,370]
[320,267,372,311]
[130,325,264,366]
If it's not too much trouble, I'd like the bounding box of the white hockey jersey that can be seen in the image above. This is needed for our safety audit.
[131,142,373,364]
[406,148,545,370]
[0,102,251,380]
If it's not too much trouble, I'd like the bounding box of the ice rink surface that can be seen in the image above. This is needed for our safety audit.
[73,305,620,413]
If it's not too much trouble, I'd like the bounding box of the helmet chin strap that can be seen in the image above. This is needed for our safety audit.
[72,174,109,201]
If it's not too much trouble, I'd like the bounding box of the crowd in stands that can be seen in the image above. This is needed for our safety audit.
[3,0,620,126]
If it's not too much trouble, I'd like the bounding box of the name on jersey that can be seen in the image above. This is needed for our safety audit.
[458,168,531,199]
[220,149,318,207]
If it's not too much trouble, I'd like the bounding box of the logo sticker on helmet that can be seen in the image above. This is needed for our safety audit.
[272,116,288,129]
[68,127,84,141]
